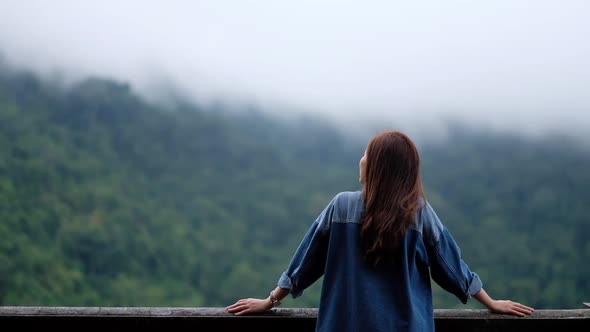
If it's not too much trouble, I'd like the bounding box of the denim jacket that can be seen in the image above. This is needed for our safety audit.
[278,191,482,332]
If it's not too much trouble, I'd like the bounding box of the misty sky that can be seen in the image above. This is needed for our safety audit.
[0,1,588,138]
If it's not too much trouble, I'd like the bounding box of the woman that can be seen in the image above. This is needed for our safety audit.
[227,130,534,331]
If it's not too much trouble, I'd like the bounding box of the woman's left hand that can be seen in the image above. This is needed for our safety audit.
[226,297,273,315]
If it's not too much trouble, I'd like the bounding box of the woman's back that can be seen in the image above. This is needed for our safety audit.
[279,190,482,332]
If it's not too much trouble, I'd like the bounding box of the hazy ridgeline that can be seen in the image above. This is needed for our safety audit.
[0,67,588,309]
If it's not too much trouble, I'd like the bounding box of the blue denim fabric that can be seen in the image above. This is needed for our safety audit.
[278,191,482,332]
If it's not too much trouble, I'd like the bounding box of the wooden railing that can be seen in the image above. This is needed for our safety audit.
[1,306,589,331]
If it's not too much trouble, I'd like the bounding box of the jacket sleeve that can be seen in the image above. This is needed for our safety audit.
[277,195,336,298]
[421,202,483,304]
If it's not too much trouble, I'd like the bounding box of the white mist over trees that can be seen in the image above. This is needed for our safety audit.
[0,1,588,139]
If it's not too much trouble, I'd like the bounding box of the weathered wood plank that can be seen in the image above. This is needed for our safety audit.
[1,306,588,332]
[1,306,589,319]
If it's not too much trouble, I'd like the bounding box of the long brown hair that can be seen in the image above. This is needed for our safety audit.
[360,131,425,266]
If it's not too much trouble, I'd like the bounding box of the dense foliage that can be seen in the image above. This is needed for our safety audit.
[0,66,587,309]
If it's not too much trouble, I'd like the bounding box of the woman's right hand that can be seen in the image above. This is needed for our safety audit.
[473,288,534,317]
[487,300,535,317]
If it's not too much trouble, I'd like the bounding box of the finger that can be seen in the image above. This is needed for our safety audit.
[519,307,534,315]
[520,309,533,316]
[234,308,250,316]
[516,303,535,312]
[515,307,533,315]
[513,303,534,314]
[513,306,532,316]
[226,299,245,307]
[508,308,525,317]
[227,304,248,313]
[226,303,241,310]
